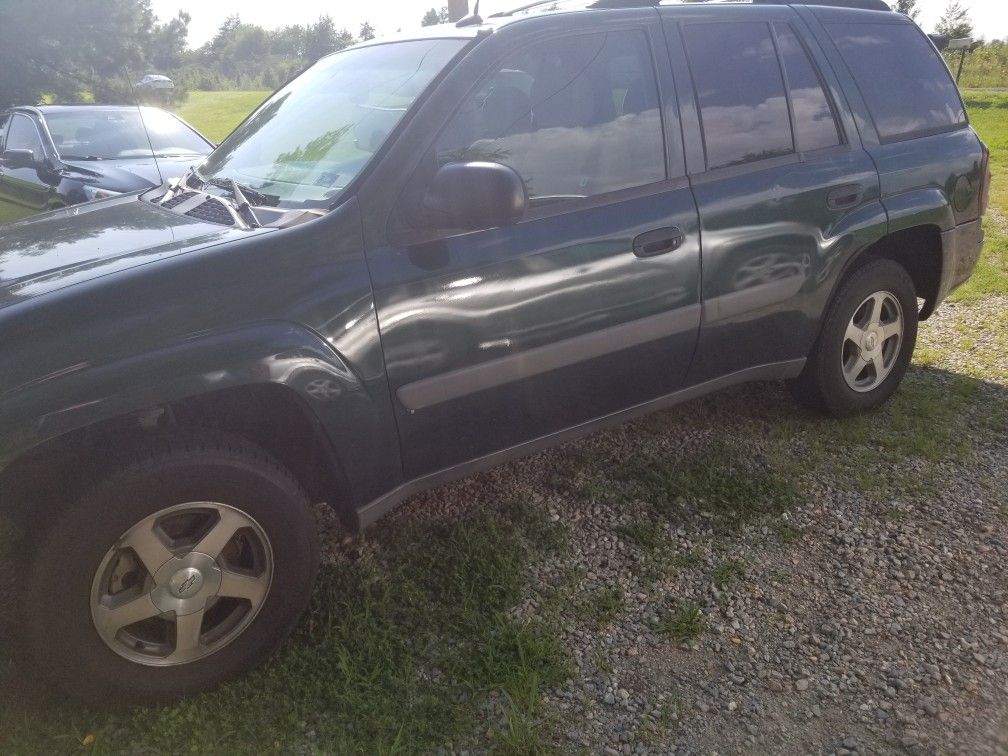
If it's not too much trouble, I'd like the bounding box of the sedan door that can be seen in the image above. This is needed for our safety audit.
[0,113,56,222]
[364,14,702,479]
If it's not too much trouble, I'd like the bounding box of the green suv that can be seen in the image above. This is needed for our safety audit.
[0,0,989,702]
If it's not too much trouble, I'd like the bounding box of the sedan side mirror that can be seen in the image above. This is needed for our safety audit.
[2,149,36,169]
[423,161,527,232]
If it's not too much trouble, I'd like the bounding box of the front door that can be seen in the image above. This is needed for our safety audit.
[663,9,883,384]
[367,18,702,479]
[0,113,54,223]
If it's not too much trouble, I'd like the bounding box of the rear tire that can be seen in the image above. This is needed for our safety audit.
[789,259,918,417]
[23,430,319,704]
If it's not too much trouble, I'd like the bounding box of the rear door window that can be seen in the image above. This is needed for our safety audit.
[0,113,9,151]
[433,29,666,207]
[827,21,966,143]
[683,21,794,171]
[773,23,842,153]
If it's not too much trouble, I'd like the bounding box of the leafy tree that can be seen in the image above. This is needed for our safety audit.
[421,7,451,26]
[303,16,355,62]
[0,0,190,107]
[935,0,973,40]
[360,22,376,41]
[891,0,920,21]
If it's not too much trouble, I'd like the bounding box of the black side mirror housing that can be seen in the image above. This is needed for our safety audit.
[2,149,36,169]
[423,161,527,232]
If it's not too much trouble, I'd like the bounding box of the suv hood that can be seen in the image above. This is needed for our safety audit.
[0,194,271,310]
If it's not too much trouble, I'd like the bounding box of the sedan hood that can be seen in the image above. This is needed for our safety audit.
[0,194,272,310]
[62,155,207,192]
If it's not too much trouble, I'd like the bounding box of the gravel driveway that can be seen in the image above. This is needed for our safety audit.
[348,295,1008,754]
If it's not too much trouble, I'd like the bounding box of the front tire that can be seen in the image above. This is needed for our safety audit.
[789,259,918,417]
[24,431,319,704]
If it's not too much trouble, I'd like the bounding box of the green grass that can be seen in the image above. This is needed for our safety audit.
[711,558,746,588]
[176,90,270,144]
[589,441,801,534]
[577,587,625,628]
[655,603,704,643]
[954,93,1008,300]
[0,499,571,753]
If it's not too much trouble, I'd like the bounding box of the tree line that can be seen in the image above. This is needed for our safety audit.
[0,1,454,108]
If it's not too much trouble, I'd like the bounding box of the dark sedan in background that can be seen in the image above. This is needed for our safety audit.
[0,105,213,224]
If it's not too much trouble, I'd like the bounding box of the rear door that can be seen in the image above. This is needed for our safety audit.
[662,6,884,384]
[364,13,702,478]
[800,7,985,308]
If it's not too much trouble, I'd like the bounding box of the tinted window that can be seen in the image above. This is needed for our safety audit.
[5,114,43,154]
[684,22,793,170]
[828,22,966,142]
[435,30,665,206]
[0,113,8,150]
[774,23,841,152]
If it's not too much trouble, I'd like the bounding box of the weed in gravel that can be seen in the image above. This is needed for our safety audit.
[712,558,746,588]
[633,445,799,532]
[671,547,703,568]
[772,520,801,543]
[636,696,684,745]
[656,603,705,642]
[578,587,626,628]
[617,517,665,551]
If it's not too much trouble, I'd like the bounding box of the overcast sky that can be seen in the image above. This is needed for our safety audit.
[149,0,1008,47]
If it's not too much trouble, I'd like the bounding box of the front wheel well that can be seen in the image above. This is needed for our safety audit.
[853,225,944,319]
[0,384,355,537]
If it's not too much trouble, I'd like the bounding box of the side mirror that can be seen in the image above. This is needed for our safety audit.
[423,161,527,232]
[2,149,36,169]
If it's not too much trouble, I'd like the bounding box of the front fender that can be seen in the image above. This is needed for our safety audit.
[0,321,399,509]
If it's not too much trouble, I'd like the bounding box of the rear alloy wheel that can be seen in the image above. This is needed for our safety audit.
[841,291,904,393]
[789,259,918,417]
[24,431,318,704]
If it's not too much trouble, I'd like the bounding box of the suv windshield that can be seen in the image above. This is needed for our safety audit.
[198,39,468,209]
[45,109,211,160]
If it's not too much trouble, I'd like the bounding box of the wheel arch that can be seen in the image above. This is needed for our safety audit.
[837,223,945,320]
[0,323,391,533]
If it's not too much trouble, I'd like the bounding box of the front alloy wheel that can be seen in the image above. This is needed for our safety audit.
[23,431,318,704]
[91,502,273,666]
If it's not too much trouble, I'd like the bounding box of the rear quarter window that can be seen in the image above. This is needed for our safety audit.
[827,21,966,143]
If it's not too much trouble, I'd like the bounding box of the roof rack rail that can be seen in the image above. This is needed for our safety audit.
[751,0,891,10]
[489,0,891,17]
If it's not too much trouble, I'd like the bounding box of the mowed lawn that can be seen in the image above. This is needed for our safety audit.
[0,95,1006,753]
[176,90,270,144]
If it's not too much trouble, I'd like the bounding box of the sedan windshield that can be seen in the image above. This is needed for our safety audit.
[196,39,467,210]
[45,108,212,160]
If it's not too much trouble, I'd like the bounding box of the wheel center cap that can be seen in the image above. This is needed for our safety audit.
[864,331,879,352]
[169,567,204,598]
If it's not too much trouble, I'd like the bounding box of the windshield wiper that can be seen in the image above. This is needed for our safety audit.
[62,154,104,161]
[206,177,280,208]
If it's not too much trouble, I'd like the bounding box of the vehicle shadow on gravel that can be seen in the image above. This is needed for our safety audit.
[0,362,1005,752]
